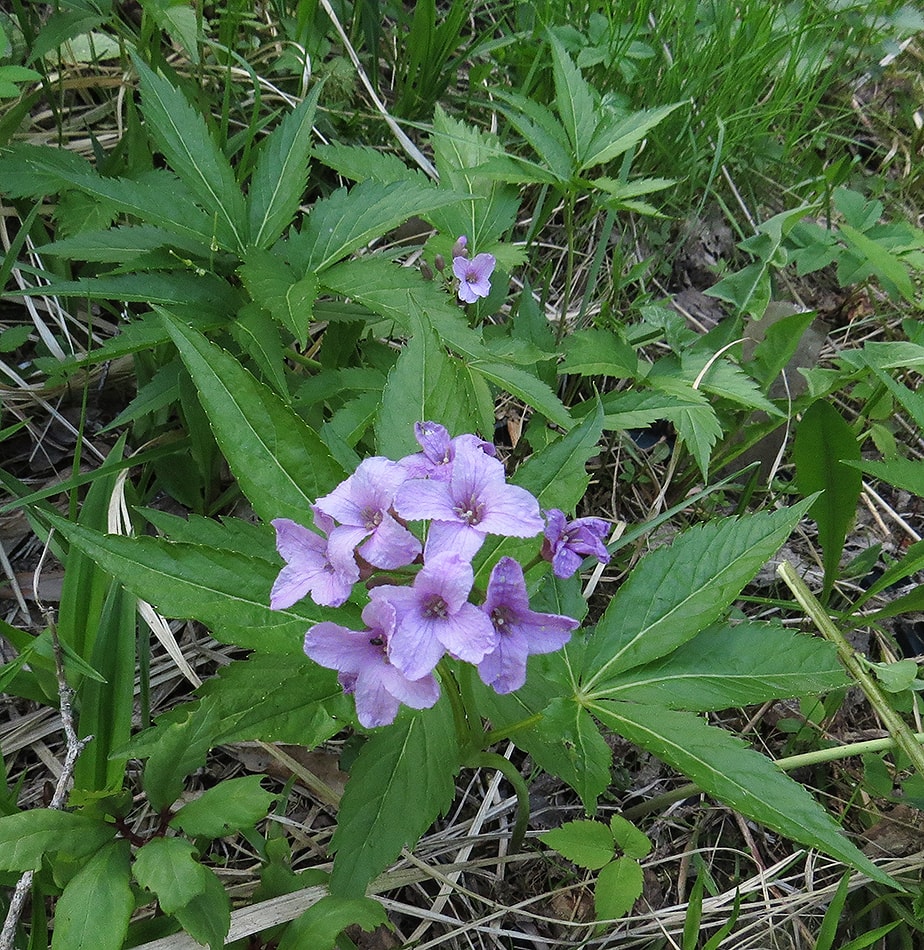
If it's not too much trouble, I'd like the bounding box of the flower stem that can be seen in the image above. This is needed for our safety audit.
[465,751,530,852]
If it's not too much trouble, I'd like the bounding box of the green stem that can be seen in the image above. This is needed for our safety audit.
[481,713,544,747]
[777,560,924,777]
[466,751,530,852]
[555,195,576,346]
[439,661,473,748]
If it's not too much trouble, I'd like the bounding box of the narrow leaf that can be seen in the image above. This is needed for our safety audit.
[548,33,596,163]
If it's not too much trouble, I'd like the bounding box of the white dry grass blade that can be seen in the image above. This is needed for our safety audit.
[107,467,201,687]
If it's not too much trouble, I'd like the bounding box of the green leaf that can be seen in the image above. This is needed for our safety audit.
[581,501,813,694]
[590,701,893,886]
[705,261,772,320]
[609,815,651,859]
[793,401,862,601]
[594,621,847,707]
[229,304,288,394]
[278,896,389,950]
[839,223,915,301]
[582,102,685,171]
[871,658,920,693]
[490,92,573,184]
[170,776,278,837]
[540,819,614,870]
[560,328,638,378]
[594,856,643,921]
[0,810,115,871]
[313,142,419,184]
[249,87,322,247]
[290,179,461,273]
[143,704,220,811]
[51,841,133,950]
[548,32,596,164]
[163,313,345,523]
[146,0,200,63]
[36,224,213,263]
[134,58,246,251]
[133,837,211,914]
[845,457,924,498]
[471,360,572,431]
[330,699,460,896]
[238,248,317,347]
[376,311,481,458]
[172,865,231,949]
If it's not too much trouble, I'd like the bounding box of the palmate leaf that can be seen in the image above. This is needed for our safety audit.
[330,698,459,896]
[248,86,322,248]
[163,314,345,524]
[590,701,892,886]
[581,500,813,696]
[41,513,361,654]
[581,102,686,171]
[51,841,133,950]
[491,91,574,184]
[288,179,462,273]
[134,58,246,251]
[594,621,848,707]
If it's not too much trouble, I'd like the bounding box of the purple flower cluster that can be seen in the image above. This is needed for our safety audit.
[270,422,610,728]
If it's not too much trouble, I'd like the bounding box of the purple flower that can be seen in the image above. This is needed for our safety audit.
[477,557,579,694]
[314,456,421,570]
[397,420,497,481]
[370,552,497,680]
[542,509,611,579]
[395,442,543,560]
[452,253,496,304]
[270,512,360,609]
[303,599,440,728]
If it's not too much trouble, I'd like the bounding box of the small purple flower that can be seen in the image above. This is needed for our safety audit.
[397,420,497,481]
[395,442,543,560]
[314,456,421,570]
[542,509,611,579]
[370,552,497,680]
[477,557,579,694]
[303,599,440,728]
[452,253,496,304]
[270,512,359,609]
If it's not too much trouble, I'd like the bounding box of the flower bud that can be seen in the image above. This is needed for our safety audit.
[451,235,468,259]
[433,253,445,273]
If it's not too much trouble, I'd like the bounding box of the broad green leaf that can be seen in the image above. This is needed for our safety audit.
[0,810,115,871]
[681,354,783,416]
[540,819,614,870]
[595,621,847,707]
[238,248,317,347]
[163,314,345,523]
[581,501,812,694]
[133,838,210,914]
[705,261,771,320]
[277,896,389,950]
[194,653,350,744]
[591,701,892,886]
[0,143,95,196]
[560,328,638,378]
[582,102,685,170]
[170,776,278,837]
[143,704,220,812]
[748,308,817,390]
[871,367,924,431]
[248,86,321,247]
[42,514,357,654]
[595,386,707,430]
[376,311,482,458]
[51,841,132,950]
[839,223,915,301]
[146,0,200,63]
[172,866,231,950]
[595,857,643,921]
[548,33,596,164]
[289,179,460,273]
[135,58,246,251]
[793,401,862,601]
[330,699,459,896]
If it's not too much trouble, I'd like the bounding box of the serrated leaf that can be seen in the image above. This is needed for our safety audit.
[277,896,389,950]
[170,776,278,837]
[609,815,651,859]
[172,865,231,950]
[330,700,459,896]
[313,142,419,184]
[248,86,321,247]
[42,514,359,654]
[134,838,211,914]
[591,701,892,885]
[471,360,572,431]
[540,819,614,870]
[0,811,115,871]
[705,261,771,320]
[671,399,722,479]
[548,32,596,164]
[163,313,345,523]
[51,841,132,950]
[839,223,914,301]
[794,401,862,601]
[596,621,847,707]
[290,179,460,272]
[490,92,573,184]
[37,224,212,263]
[134,58,246,251]
[560,328,638,378]
[376,310,480,458]
[582,501,813,694]
[229,303,288,394]
[582,101,685,170]
[846,457,924,498]
[595,856,643,921]
[239,248,317,347]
